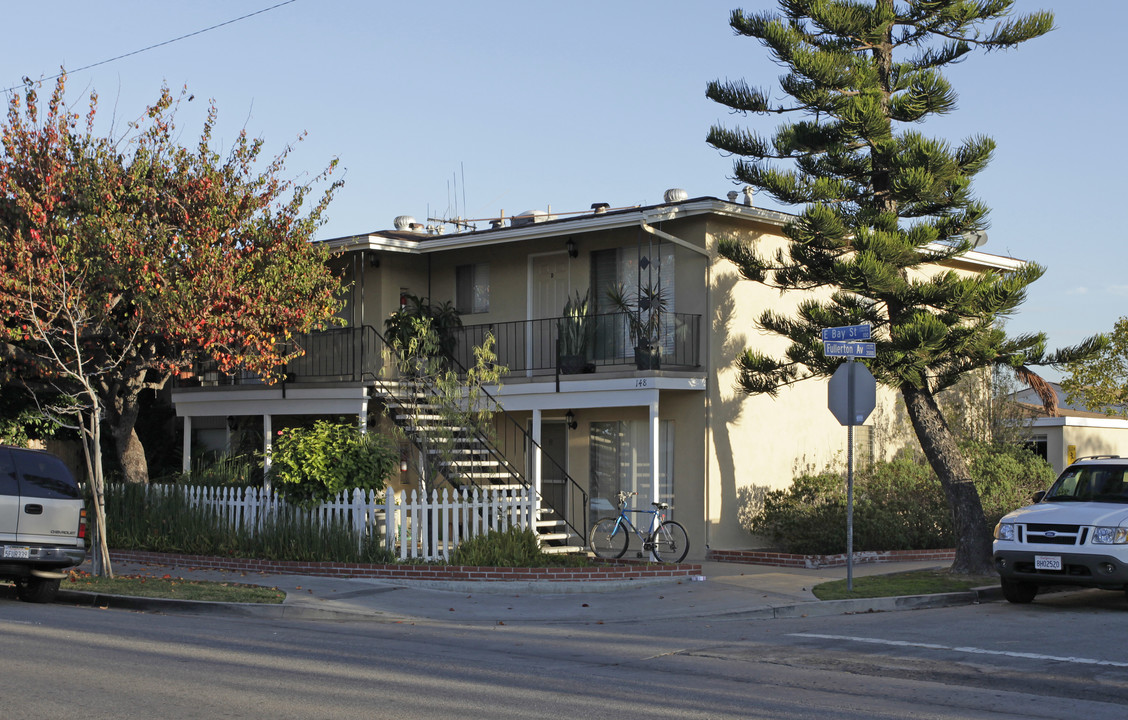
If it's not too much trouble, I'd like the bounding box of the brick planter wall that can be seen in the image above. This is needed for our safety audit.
[706,548,956,569]
[108,550,702,582]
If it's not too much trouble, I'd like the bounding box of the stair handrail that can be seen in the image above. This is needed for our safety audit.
[359,324,588,544]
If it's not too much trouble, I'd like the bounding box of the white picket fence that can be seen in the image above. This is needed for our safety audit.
[162,484,537,561]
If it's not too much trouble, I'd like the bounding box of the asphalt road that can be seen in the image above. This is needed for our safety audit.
[3,588,1128,719]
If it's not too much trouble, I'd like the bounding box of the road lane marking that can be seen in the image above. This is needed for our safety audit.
[790,633,1128,668]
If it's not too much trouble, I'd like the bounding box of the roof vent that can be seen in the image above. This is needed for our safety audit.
[512,209,548,227]
[965,230,988,248]
[727,191,739,202]
[742,186,755,206]
[664,188,688,203]
[393,215,417,231]
[591,203,610,214]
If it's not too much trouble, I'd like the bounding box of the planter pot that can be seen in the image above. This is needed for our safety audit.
[559,354,587,374]
[634,346,661,370]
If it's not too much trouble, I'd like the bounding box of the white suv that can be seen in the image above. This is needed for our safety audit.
[993,456,1128,604]
[1,446,87,602]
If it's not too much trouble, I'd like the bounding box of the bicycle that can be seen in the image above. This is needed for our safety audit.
[588,491,689,563]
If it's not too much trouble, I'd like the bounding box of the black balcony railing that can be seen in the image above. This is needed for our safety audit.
[177,311,702,389]
[452,312,701,376]
[178,326,385,387]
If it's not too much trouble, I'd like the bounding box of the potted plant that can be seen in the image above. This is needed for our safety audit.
[557,290,593,374]
[605,282,668,370]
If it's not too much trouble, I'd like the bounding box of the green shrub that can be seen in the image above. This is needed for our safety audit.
[448,525,589,567]
[270,421,397,505]
[965,441,1055,526]
[182,455,261,487]
[748,444,1053,554]
[103,483,392,563]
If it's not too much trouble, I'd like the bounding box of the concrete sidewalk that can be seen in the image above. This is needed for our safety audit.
[60,557,1003,623]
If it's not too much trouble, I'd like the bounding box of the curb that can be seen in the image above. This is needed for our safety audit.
[55,584,1004,623]
[704,585,1004,621]
[56,589,379,622]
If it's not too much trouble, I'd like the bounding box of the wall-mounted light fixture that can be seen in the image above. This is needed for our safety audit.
[565,238,578,258]
[565,410,577,430]
[400,449,409,473]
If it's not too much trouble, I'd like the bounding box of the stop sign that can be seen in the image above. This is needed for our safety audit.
[828,362,876,426]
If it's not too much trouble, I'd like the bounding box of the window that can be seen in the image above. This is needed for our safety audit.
[456,263,489,314]
[12,450,80,499]
[591,243,675,359]
[853,425,874,468]
[1025,435,1048,462]
[589,420,674,524]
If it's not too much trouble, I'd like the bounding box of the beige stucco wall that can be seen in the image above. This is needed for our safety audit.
[701,217,912,550]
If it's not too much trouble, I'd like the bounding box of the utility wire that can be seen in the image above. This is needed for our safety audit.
[3,0,299,93]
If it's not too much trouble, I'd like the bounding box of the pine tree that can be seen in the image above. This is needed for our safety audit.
[706,0,1102,573]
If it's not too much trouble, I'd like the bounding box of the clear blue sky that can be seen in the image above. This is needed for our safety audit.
[3,1,1122,380]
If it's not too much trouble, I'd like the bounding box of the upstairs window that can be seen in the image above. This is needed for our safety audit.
[456,263,490,314]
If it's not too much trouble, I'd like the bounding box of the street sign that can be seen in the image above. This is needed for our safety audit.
[823,341,876,358]
[828,362,876,426]
[821,324,871,342]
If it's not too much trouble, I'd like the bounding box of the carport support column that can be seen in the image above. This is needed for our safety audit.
[182,416,192,475]
[532,409,543,516]
[263,414,273,491]
[649,397,660,532]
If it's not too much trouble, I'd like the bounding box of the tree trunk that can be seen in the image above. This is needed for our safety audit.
[105,382,150,484]
[112,425,149,484]
[900,383,994,574]
[80,404,113,578]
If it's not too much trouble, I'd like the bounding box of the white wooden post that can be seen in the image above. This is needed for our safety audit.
[182,416,192,474]
[263,414,273,491]
[531,408,543,505]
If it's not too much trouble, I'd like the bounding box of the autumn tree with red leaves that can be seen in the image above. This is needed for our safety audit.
[0,75,344,575]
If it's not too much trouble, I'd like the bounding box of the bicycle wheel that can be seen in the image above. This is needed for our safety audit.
[589,517,629,559]
[651,520,689,563]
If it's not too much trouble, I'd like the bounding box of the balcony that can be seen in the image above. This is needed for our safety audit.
[452,312,702,376]
[178,326,385,387]
[176,311,701,389]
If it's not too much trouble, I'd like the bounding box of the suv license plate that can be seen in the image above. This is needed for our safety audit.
[2,546,30,559]
[1034,555,1062,571]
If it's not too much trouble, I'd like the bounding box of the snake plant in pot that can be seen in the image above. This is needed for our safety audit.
[557,289,593,374]
[605,282,668,370]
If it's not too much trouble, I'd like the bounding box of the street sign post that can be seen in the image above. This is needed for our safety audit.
[824,330,877,592]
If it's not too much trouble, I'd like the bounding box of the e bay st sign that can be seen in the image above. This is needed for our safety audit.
[821,324,871,342]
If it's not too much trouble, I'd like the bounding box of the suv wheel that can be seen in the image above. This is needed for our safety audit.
[1001,579,1038,604]
[16,576,61,604]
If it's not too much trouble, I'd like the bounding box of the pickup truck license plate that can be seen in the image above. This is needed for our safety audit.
[2,546,30,559]
[1034,555,1062,571]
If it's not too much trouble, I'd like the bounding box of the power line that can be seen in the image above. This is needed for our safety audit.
[3,0,299,93]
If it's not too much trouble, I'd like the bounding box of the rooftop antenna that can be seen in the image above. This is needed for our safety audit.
[428,164,477,233]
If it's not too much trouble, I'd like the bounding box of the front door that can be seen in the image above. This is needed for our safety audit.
[536,420,569,517]
[529,253,571,373]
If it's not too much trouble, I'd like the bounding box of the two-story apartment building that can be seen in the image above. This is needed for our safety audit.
[171,189,1027,557]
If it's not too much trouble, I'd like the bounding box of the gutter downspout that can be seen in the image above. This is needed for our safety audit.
[638,216,714,554]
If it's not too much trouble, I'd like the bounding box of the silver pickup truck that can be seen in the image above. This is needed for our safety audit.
[993,455,1128,604]
[1,446,87,602]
